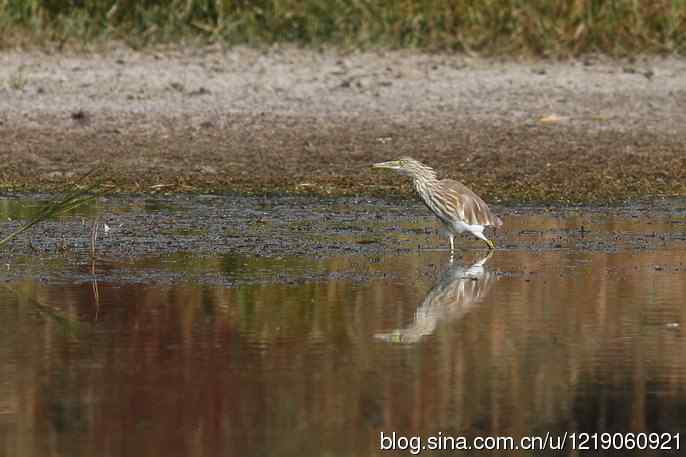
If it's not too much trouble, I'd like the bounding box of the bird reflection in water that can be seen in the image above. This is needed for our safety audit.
[375,251,496,344]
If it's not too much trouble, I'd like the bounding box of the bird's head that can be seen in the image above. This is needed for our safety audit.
[372,157,435,179]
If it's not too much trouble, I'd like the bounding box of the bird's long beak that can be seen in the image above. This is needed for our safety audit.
[372,160,400,169]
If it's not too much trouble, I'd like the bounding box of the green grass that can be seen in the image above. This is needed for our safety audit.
[0,171,106,249]
[1,0,685,55]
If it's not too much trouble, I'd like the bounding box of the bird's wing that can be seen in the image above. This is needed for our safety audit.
[440,179,503,227]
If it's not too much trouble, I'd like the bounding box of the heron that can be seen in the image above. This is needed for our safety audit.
[373,157,502,252]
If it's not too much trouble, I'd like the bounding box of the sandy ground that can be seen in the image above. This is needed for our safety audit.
[1,45,686,202]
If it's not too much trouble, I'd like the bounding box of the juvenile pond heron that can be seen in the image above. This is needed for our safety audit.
[373,157,502,252]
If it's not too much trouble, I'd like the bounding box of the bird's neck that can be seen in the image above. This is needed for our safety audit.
[411,168,439,183]
[412,174,439,200]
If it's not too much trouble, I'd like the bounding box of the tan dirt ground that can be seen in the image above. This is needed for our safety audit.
[1,45,685,203]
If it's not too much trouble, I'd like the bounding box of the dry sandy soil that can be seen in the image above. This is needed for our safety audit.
[1,44,685,203]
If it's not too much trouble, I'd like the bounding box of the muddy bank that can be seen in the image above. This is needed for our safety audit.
[1,47,686,202]
[1,193,685,284]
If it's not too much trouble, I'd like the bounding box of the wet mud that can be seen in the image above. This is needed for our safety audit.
[1,193,685,284]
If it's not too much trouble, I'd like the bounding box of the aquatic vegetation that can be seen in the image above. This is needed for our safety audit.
[0,172,106,249]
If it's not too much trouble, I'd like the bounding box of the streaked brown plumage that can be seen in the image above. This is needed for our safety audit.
[373,157,502,251]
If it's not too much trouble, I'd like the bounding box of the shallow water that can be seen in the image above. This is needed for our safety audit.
[1,199,686,456]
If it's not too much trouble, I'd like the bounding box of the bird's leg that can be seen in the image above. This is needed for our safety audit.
[473,249,494,267]
[485,238,495,250]
[449,235,454,253]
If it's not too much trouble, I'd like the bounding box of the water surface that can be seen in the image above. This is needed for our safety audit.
[1,204,686,456]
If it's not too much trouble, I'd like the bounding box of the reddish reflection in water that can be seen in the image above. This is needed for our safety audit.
[1,215,686,456]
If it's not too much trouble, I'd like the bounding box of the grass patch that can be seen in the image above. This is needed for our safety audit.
[0,0,685,55]
[0,170,107,249]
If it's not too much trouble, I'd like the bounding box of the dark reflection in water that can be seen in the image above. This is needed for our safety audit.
[2,225,686,456]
